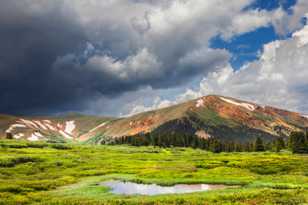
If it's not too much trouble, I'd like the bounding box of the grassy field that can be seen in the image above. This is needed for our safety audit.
[0,140,308,204]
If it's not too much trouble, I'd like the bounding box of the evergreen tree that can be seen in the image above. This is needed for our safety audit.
[254,137,265,152]
[235,143,243,152]
[113,132,293,154]
[243,142,253,152]
[265,141,273,151]
[274,137,285,152]
[289,131,308,154]
[6,132,13,139]
[209,139,222,153]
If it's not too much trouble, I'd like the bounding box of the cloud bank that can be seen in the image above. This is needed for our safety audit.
[136,16,308,116]
[0,0,307,116]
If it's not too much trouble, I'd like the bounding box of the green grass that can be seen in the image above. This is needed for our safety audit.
[0,140,307,204]
[190,107,237,127]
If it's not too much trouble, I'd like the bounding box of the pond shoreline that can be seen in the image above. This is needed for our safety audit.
[100,180,237,196]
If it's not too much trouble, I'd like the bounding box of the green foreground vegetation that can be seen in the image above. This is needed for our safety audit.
[0,140,308,205]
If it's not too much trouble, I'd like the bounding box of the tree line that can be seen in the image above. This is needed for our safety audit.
[111,130,308,153]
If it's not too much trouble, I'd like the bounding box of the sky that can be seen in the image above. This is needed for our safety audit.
[1,0,308,117]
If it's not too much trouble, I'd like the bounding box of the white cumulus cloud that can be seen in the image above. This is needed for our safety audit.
[178,20,308,114]
[125,11,308,116]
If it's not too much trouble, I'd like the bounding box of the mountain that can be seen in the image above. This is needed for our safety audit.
[82,95,308,143]
[0,113,112,143]
[1,95,308,144]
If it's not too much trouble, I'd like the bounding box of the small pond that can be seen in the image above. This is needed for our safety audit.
[101,180,231,196]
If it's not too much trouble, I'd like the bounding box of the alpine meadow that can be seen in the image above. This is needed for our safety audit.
[1,0,308,204]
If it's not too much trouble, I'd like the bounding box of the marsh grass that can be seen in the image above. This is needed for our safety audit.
[0,140,307,204]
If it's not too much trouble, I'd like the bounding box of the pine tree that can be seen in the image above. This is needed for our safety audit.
[209,139,222,153]
[265,141,273,151]
[6,132,13,139]
[235,143,243,152]
[275,137,285,152]
[289,131,308,154]
[254,137,265,152]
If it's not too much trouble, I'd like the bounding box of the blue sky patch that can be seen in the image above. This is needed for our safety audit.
[210,0,298,70]
[244,0,296,13]
[210,26,281,69]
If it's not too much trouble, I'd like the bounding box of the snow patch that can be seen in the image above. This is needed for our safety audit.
[28,131,44,141]
[59,130,73,139]
[45,123,57,131]
[220,97,255,111]
[28,133,40,141]
[57,123,62,129]
[18,119,38,129]
[34,121,48,130]
[34,132,44,138]
[5,124,27,133]
[65,121,76,135]
[195,130,211,139]
[13,133,24,139]
[196,98,204,108]
[89,122,108,133]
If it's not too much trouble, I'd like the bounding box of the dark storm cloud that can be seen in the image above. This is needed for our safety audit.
[0,0,277,115]
[50,47,230,101]
[0,1,88,114]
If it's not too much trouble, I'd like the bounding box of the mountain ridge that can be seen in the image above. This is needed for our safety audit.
[1,95,307,144]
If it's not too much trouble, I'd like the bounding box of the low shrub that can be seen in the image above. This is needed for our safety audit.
[50,144,72,150]
[0,157,41,167]
[0,143,28,149]
[26,142,48,148]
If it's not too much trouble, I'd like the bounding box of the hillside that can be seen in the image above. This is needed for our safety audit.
[1,95,308,143]
[83,95,308,143]
[0,113,112,142]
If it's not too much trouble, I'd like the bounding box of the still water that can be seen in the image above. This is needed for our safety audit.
[101,180,230,196]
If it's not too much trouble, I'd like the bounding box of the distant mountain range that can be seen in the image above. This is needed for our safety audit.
[1,95,308,144]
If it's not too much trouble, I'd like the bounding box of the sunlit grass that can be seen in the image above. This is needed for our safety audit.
[0,140,307,204]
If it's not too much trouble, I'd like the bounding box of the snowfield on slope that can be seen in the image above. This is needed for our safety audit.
[220,97,255,111]
[18,119,39,129]
[13,133,24,139]
[34,121,48,130]
[4,118,78,141]
[5,124,27,133]
[196,99,205,108]
[65,121,76,135]
[28,132,44,141]
[59,130,73,139]
[89,122,108,133]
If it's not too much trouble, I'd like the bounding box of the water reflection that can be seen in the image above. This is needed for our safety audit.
[101,180,229,196]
